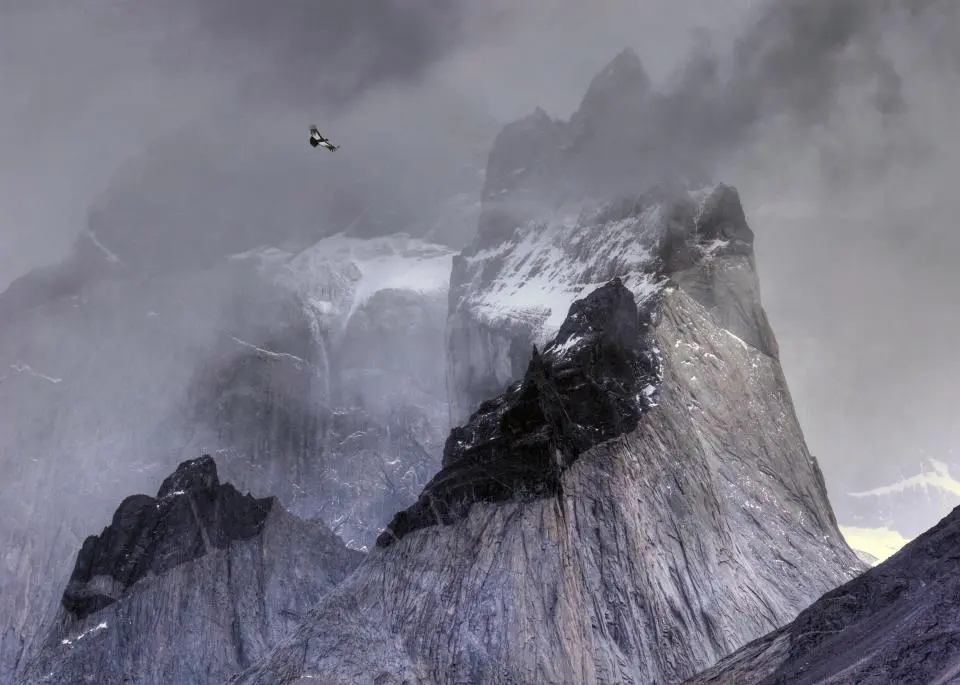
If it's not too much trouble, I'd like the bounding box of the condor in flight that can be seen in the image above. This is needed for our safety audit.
[309,126,339,151]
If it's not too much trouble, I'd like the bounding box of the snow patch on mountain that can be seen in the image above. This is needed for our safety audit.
[60,622,108,648]
[457,198,675,347]
[7,362,63,384]
[230,233,454,332]
[81,229,122,265]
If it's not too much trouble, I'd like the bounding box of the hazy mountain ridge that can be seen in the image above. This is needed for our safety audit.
[0,230,455,680]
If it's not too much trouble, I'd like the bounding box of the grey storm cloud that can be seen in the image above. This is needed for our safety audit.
[647,0,927,180]
[153,0,466,108]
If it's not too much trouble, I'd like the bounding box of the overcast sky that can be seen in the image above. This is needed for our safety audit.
[2,0,959,512]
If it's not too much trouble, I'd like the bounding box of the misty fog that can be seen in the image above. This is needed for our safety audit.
[2,0,959,546]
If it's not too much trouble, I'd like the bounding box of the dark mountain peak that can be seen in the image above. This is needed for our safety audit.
[657,184,754,274]
[554,275,642,343]
[62,455,273,620]
[571,47,653,126]
[531,105,552,121]
[376,278,661,547]
[587,47,651,95]
[157,455,220,498]
[480,104,566,209]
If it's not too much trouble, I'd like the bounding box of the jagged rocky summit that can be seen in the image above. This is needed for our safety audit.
[447,46,774,423]
[62,455,272,619]
[231,181,864,683]
[17,456,363,685]
[684,503,960,685]
[378,278,661,546]
[229,49,863,685]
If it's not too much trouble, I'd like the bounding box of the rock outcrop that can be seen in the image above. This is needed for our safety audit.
[61,455,274,619]
[17,457,362,685]
[230,183,863,683]
[378,278,660,546]
[684,504,960,685]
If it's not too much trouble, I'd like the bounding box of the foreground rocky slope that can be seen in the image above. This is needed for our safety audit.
[17,456,362,685]
[231,189,863,683]
[684,503,960,685]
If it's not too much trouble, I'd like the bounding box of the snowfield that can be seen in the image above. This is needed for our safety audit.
[455,188,721,348]
[230,233,455,334]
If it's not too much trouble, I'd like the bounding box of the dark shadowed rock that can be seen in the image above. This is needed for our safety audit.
[447,182,776,423]
[684,504,960,685]
[62,456,273,620]
[377,278,660,546]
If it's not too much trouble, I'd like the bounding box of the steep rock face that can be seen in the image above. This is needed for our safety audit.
[191,235,453,548]
[0,232,452,679]
[231,250,862,684]
[18,457,362,685]
[684,504,960,685]
[379,279,660,546]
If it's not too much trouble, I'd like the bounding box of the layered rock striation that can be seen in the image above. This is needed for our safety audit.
[0,231,452,679]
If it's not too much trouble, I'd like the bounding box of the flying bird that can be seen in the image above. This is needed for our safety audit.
[310,126,339,151]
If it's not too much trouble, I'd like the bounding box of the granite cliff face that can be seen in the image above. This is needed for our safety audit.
[231,183,863,683]
[17,457,362,685]
[684,503,960,685]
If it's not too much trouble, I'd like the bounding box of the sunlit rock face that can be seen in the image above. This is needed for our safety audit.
[17,457,363,685]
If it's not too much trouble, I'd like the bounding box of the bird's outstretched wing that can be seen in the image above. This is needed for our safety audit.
[309,125,339,150]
